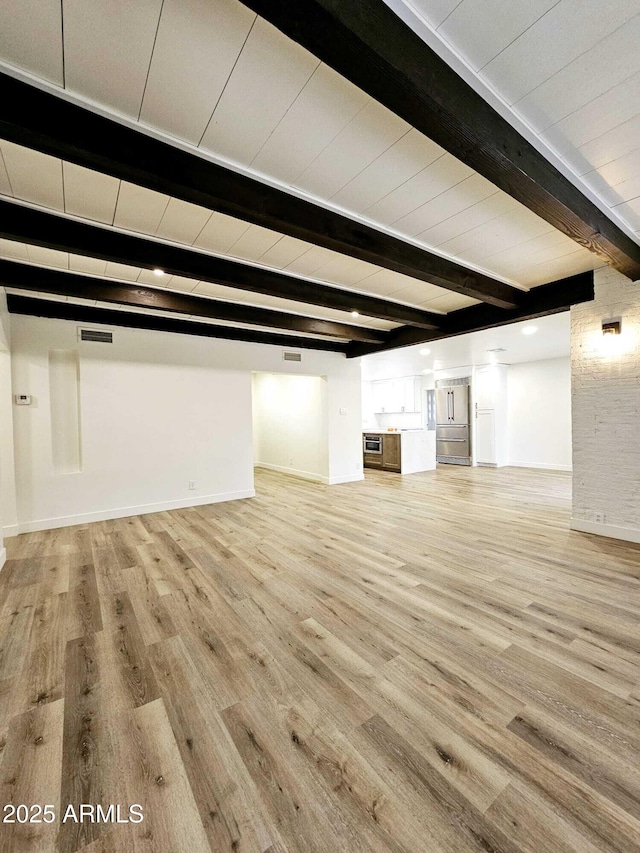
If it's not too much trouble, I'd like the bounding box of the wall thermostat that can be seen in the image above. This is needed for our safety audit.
[14,394,32,406]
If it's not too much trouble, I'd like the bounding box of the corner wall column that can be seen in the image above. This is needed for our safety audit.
[570,267,640,543]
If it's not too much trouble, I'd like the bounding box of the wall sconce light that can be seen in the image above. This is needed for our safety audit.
[602,320,621,335]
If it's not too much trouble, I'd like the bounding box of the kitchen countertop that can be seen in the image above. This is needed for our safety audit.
[362,429,425,433]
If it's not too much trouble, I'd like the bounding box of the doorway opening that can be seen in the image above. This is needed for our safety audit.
[251,372,329,491]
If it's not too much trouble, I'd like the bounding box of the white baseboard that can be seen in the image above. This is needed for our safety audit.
[570,518,640,545]
[510,461,572,472]
[0,547,6,570]
[327,473,365,485]
[255,462,364,487]
[7,489,256,535]
[255,462,327,483]
[1,524,19,539]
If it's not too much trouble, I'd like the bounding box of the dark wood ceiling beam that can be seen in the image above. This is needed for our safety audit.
[348,272,594,357]
[241,0,640,281]
[0,72,522,309]
[6,295,350,353]
[0,199,441,329]
[0,258,388,343]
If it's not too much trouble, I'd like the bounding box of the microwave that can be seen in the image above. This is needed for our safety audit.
[363,435,383,454]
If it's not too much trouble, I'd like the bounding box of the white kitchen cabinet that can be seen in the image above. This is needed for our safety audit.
[372,380,391,413]
[475,409,496,465]
[473,364,507,467]
[372,376,421,413]
[392,378,418,413]
[407,377,422,412]
[475,366,498,410]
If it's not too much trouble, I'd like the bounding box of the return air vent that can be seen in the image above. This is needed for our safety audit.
[436,376,470,388]
[282,351,302,362]
[78,328,113,343]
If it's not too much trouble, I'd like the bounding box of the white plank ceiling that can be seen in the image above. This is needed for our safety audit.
[0,0,608,274]
[0,139,480,323]
[0,234,402,336]
[0,0,632,343]
[400,0,640,237]
[0,135,598,313]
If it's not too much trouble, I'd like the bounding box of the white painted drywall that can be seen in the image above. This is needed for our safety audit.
[0,290,9,352]
[0,290,15,565]
[507,357,572,471]
[253,372,329,482]
[571,267,640,543]
[48,349,83,475]
[7,314,363,534]
[327,366,365,484]
[361,380,376,429]
[0,307,6,564]
[0,348,16,548]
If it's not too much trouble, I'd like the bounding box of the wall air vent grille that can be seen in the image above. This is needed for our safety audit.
[282,352,302,362]
[79,328,113,343]
[436,376,470,388]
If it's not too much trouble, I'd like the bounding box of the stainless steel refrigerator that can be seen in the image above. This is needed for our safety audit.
[436,385,471,465]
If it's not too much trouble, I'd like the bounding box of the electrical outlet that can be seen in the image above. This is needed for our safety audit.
[593,512,605,524]
[339,407,347,415]
[188,481,196,490]
[355,461,361,470]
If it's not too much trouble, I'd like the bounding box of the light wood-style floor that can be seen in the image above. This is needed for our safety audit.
[1,466,639,853]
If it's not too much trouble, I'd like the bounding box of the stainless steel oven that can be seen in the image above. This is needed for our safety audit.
[363,435,383,454]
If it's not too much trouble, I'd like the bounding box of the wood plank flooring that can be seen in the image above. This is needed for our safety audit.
[1,465,640,852]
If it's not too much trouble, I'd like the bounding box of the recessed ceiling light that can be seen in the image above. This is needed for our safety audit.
[153,268,164,277]
[351,310,359,318]
[419,348,431,355]
[522,325,537,335]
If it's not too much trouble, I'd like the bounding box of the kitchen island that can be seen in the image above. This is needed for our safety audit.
[362,430,435,474]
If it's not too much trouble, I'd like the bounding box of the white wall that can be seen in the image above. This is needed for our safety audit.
[362,380,376,429]
[253,373,329,482]
[7,314,363,534]
[326,364,364,484]
[571,267,640,543]
[0,289,13,566]
[507,357,572,471]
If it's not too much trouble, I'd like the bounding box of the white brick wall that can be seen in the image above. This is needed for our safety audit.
[571,267,640,541]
